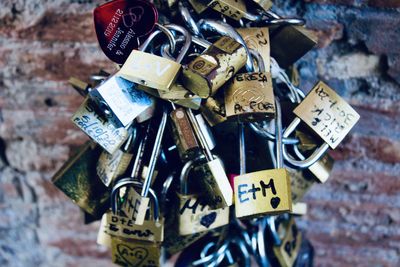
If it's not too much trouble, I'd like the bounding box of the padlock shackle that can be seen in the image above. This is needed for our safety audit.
[249,122,300,145]
[179,155,205,195]
[110,178,161,221]
[263,10,306,26]
[178,1,203,38]
[282,117,330,168]
[275,99,283,169]
[163,24,192,64]
[192,241,230,266]
[186,109,213,162]
[197,19,253,71]
[239,123,246,175]
[160,172,175,216]
[248,49,266,73]
[139,23,176,54]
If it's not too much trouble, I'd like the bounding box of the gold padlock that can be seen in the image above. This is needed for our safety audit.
[118,25,183,91]
[287,168,315,204]
[270,25,318,68]
[200,94,228,127]
[52,142,109,216]
[182,36,247,98]
[272,217,302,267]
[71,98,129,154]
[224,49,275,121]
[293,81,360,149]
[177,158,229,236]
[208,0,248,21]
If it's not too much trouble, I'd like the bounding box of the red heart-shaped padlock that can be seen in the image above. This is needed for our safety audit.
[93,0,158,64]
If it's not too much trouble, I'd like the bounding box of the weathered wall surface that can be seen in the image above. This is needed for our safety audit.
[0,0,399,266]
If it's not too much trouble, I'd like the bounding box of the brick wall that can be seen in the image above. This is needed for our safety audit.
[0,0,399,266]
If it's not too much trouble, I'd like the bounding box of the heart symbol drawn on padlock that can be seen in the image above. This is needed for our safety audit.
[117,244,149,266]
[93,0,158,64]
[200,212,217,228]
[270,197,281,209]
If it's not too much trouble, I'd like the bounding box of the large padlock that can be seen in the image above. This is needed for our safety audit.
[177,157,230,236]
[103,182,164,243]
[111,110,168,225]
[96,132,136,187]
[186,109,233,209]
[182,35,247,98]
[88,74,155,127]
[52,142,109,217]
[71,98,129,154]
[118,24,185,91]
[234,102,292,219]
[224,48,275,121]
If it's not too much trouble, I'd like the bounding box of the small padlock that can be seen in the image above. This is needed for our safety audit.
[112,109,168,225]
[225,49,275,121]
[208,0,248,21]
[182,36,247,98]
[96,132,136,187]
[199,93,228,127]
[52,142,109,217]
[236,27,271,72]
[118,24,185,91]
[105,182,164,243]
[88,75,155,127]
[271,216,303,267]
[71,98,129,154]
[186,109,233,209]
[234,102,292,219]
[177,157,230,235]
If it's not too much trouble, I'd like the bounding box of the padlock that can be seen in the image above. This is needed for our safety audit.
[112,109,168,225]
[52,142,109,217]
[88,74,155,127]
[271,216,303,267]
[71,98,129,154]
[104,182,164,243]
[269,24,318,68]
[281,81,360,169]
[170,107,201,161]
[234,101,292,219]
[199,93,228,127]
[186,109,233,209]
[177,157,230,235]
[208,0,248,21]
[188,0,210,14]
[118,24,185,91]
[225,48,275,121]
[181,35,247,98]
[287,168,315,204]
[96,132,136,187]
[236,27,271,72]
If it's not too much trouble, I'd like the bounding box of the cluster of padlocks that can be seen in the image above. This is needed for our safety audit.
[51,0,360,266]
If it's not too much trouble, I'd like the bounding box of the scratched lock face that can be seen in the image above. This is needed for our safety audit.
[234,169,292,219]
[111,238,160,267]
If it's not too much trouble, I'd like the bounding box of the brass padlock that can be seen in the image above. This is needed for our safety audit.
[52,142,109,216]
[272,216,302,267]
[112,111,168,225]
[170,107,201,161]
[177,158,229,236]
[71,98,129,154]
[287,168,315,204]
[269,25,318,68]
[225,49,275,121]
[293,81,360,149]
[236,27,271,72]
[96,133,136,187]
[88,75,155,127]
[186,109,233,209]
[118,24,183,91]
[200,93,228,127]
[208,0,248,21]
[101,184,164,243]
[182,36,247,98]
[234,104,292,219]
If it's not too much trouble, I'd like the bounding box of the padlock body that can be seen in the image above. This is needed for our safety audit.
[177,193,229,235]
[288,169,315,203]
[111,237,161,267]
[71,98,129,154]
[97,150,133,187]
[182,36,247,98]
[200,95,227,127]
[100,211,164,242]
[88,75,154,127]
[118,50,182,91]
[208,0,247,21]
[52,142,109,216]
[308,153,334,183]
[195,158,233,209]
[234,168,292,218]
[273,218,302,267]
[225,72,275,121]
[293,81,360,149]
